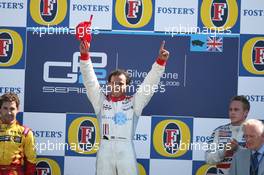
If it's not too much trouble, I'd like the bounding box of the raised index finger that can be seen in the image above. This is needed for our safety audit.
[160,40,165,51]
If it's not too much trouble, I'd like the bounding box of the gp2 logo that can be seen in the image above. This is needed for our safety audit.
[43,52,107,84]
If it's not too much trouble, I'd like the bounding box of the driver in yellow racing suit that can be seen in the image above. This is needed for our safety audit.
[0,93,36,175]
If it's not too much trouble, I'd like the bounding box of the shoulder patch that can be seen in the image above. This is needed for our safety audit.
[22,126,31,136]
[213,123,230,131]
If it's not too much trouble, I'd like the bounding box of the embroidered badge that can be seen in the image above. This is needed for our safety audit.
[113,112,127,125]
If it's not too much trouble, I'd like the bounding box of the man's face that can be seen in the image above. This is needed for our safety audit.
[109,74,127,97]
[229,100,248,126]
[0,101,18,124]
[244,125,264,150]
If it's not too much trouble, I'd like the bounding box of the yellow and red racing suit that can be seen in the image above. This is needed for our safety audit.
[0,120,36,175]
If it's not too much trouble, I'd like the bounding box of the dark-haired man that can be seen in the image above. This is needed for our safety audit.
[79,40,169,175]
[0,93,36,175]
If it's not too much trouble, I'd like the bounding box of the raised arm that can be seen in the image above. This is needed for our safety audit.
[80,41,104,114]
[133,41,170,116]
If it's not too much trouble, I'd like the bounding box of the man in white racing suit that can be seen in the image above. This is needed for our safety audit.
[79,40,170,175]
[205,96,250,175]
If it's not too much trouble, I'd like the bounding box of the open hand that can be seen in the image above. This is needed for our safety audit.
[225,139,239,156]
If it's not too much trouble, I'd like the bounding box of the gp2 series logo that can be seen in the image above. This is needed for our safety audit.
[115,0,152,28]
[242,37,264,75]
[29,0,67,26]
[43,52,107,84]
[0,29,23,67]
[200,0,238,30]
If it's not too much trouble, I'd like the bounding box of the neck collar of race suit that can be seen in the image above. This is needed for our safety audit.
[108,95,126,102]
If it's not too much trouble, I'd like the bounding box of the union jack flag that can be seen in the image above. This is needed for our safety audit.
[207,36,223,52]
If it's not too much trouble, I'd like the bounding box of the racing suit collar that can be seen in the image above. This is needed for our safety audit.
[107,95,126,102]
[0,119,17,127]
